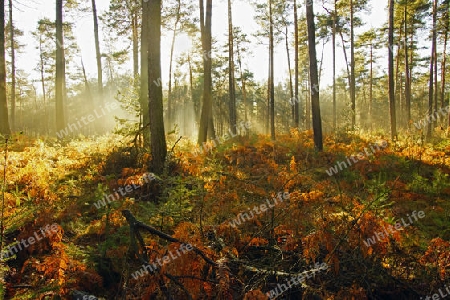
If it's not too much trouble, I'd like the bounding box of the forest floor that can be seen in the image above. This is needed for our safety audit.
[0,130,450,299]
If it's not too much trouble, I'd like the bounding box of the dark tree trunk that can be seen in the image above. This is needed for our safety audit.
[140,0,150,146]
[8,0,15,131]
[433,5,438,128]
[427,0,437,140]
[294,0,299,128]
[228,0,237,133]
[404,5,411,127]
[0,0,9,136]
[339,31,351,97]
[388,0,397,140]
[332,0,337,131]
[266,48,270,134]
[198,0,214,144]
[306,0,323,151]
[350,0,356,129]
[441,4,448,111]
[269,0,275,140]
[148,0,167,174]
[369,44,373,130]
[441,2,450,127]
[55,0,66,135]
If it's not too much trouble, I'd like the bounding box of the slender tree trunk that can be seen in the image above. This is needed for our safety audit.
[140,0,150,146]
[369,44,373,130]
[198,0,214,144]
[332,0,336,131]
[237,44,248,125]
[395,24,402,127]
[188,53,197,121]
[168,0,181,129]
[228,0,237,133]
[0,0,9,136]
[441,13,448,110]
[306,71,311,129]
[81,58,92,100]
[55,0,66,135]
[81,58,94,133]
[388,0,397,140]
[433,10,438,128]
[318,40,325,86]
[148,0,166,174]
[350,0,356,129]
[443,3,450,129]
[404,5,411,128]
[294,0,299,128]
[306,0,323,151]
[339,31,351,95]
[38,35,47,133]
[92,0,103,104]
[266,48,270,134]
[427,0,437,140]
[8,0,15,131]
[269,0,275,140]
[285,25,294,124]
[132,13,139,77]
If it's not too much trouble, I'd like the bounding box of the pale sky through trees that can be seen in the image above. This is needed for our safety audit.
[14,0,385,92]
